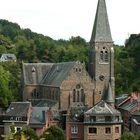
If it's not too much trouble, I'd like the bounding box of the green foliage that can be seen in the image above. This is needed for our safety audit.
[40,125,66,140]
[115,34,140,95]
[0,65,14,107]
[1,62,21,101]
[1,19,140,102]
[14,127,38,140]
[121,132,139,140]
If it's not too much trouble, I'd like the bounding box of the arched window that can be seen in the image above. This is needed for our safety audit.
[100,51,104,61]
[81,89,84,102]
[99,47,109,63]
[72,84,85,103]
[77,91,80,102]
[73,89,76,102]
[105,51,109,62]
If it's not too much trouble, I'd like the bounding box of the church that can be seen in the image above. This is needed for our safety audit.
[22,0,114,112]
[21,0,122,139]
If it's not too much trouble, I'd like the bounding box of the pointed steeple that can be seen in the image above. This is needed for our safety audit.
[103,83,114,106]
[90,0,112,43]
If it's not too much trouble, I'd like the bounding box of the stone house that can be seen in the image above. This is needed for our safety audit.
[84,100,122,140]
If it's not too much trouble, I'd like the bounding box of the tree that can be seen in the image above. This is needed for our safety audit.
[4,123,15,140]
[14,127,38,140]
[0,65,13,107]
[40,125,66,140]
[121,132,139,140]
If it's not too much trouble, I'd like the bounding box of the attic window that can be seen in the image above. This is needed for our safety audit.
[32,67,36,72]
[90,116,96,122]
[105,116,111,122]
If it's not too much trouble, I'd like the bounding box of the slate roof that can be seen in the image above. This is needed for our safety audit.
[5,102,31,117]
[31,99,58,107]
[85,100,120,115]
[0,54,16,61]
[90,0,112,43]
[132,110,140,124]
[41,62,76,87]
[29,107,49,126]
[119,98,140,112]
[133,109,140,116]
[103,83,114,104]
[115,94,130,108]
[23,63,53,85]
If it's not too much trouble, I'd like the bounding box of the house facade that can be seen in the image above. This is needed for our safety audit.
[84,101,122,140]
[3,102,32,134]
[3,102,58,137]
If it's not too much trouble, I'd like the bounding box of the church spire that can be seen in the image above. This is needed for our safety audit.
[103,83,114,107]
[90,0,112,43]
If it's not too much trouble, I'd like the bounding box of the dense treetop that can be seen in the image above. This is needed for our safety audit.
[0,19,140,107]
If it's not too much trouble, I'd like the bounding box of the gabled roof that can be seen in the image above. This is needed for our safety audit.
[5,102,31,117]
[85,100,120,115]
[41,62,76,87]
[0,54,16,61]
[90,0,112,43]
[119,98,140,112]
[23,63,53,85]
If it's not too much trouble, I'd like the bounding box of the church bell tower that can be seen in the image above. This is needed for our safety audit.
[89,0,115,105]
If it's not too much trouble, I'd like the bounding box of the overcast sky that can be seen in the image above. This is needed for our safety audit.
[0,0,140,45]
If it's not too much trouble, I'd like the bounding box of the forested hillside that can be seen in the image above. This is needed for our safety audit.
[0,19,139,108]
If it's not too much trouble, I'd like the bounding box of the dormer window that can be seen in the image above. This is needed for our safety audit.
[105,116,112,122]
[90,116,96,122]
